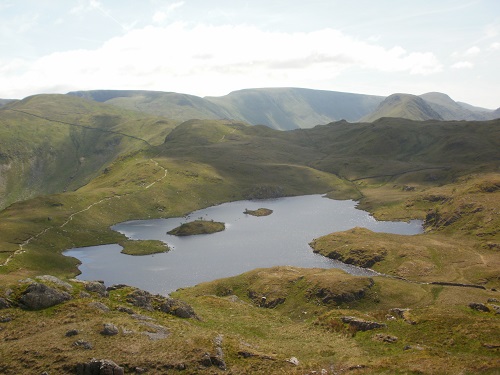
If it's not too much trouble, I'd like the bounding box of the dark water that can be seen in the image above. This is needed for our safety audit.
[64,195,422,295]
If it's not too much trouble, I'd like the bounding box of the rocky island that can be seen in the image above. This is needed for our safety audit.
[244,208,273,217]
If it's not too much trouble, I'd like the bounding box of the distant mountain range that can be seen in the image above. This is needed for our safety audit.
[67,88,498,130]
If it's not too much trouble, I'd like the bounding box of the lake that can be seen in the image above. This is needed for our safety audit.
[65,195,422,295]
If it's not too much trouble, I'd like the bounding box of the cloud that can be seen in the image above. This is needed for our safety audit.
[153,2,185,24]
[490,42,500,50]
[0,23,443,98]
[451,61,474,69]
[465,46,481,56]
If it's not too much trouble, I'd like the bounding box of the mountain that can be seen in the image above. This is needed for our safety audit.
[361,93,444,122]
[205,87,383,130]
[0,98,16,107]
[69,88,384,130]
[420,92,493,120]
[0,94,176,209]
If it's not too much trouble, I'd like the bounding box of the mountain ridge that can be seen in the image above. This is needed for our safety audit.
[68,88,499,130]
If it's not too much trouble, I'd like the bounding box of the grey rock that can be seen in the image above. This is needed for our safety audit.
[89,302,110,312]
[490,304,500,314]
[35,275,73,291]
[84,281,109,297]
[76,359,123,375]
[373,333,398,343]
[0,315,12,323]
[469,302,490,312]
[116,306,135,314]
[341,316,386,331]
[0,297,11,309]
[65,329,79,337]
[73,339,93,349]
[159,298,197,319]
[487,298,499,303]
[101,323,119,336]
[126,287,197,318]
[139,321,170,341]
[18,282,71,310]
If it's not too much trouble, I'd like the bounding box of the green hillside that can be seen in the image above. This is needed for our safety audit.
[0,94,176,209]
[0,105,499,374]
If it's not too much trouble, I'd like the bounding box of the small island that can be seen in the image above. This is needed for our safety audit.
[168,220,225,236]
[120,239,170,256]
[244,208,273,217]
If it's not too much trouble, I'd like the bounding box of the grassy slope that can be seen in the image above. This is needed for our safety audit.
[0,115,499,374]
[0,94,176,209]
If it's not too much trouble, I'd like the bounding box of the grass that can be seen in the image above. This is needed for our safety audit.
[167,220,225,236]
[119,239,170,256]
[244,208,273,216]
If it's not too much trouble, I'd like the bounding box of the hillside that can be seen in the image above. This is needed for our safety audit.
[0,94,176,209]
[68,88,499,129]
[0,106,499,374]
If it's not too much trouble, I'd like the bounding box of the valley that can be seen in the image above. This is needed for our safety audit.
[0,91,499,374]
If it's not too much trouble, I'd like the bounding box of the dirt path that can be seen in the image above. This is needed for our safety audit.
[0,159,167,267]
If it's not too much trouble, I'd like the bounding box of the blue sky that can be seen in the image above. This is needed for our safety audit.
[1,0,499,108]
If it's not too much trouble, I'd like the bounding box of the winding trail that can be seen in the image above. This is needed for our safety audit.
[0,159,167,267]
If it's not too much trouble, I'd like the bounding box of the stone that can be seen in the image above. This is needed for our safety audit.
[468,302,490,312]
[0,297,11,309]
[490,304,500,314]
[89,302,110,312]
[0,315,12,323]
[116,306,135,314]
[84,281,109,297]
[287,357,300,366]
[341,316,386,331]
[18,283,71,310]
[73,339,93,349]
[76,359,123,375]
[373,333,398,343]
[159,298,197,319]
[101,323,119,336]
[35,275,73,291]
[65,329,79,337]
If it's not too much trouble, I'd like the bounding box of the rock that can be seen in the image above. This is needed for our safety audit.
[106,284,129,291]
[73,339,93,349]
[18,282,71,310]
[35,275,73,291]
[76,359,124,375]
[373,333,398,343]
[389,308,416,325]
[84,281,109,297]
[101,323,119,336]
[200,353,212,367]
[89,302,110,312]
[159,298,197,319]
[0,297,11,309]
[469,302,490,312]
[487,298,499,303]
[341,316,386,331]
[490,304,500,314]
[139,321,170,340]
[65,329,79,337]
[0,315,12,323]
[116,306,135,314]
[287,357,300,366]
[126,289,154,311]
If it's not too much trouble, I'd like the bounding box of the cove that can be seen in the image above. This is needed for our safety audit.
[65,195,422,295]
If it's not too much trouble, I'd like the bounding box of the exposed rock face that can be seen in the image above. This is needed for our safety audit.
[341,316,386,331]
[35,275,73,291]
[76,359,124,375]
[18,282,71,310]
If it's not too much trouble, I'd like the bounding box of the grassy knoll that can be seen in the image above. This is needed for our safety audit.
[120,239,170,256]
[168,220,225,236]
[244,208,273,216]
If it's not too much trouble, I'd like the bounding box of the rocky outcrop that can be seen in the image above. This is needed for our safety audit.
[0,297,11,309]
[18,282,71,310]
[469,302,490,312]
[76,359,124,375]
[101,323,119,336]
[126,288,197,319]
[84,281,108,297]
[341,316,386,331]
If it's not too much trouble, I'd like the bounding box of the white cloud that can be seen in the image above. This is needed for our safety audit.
[0,23,443,98]
[153,2,184,24]
[451,61,474,69]
[490,42,500,50]
[465,46,480,56]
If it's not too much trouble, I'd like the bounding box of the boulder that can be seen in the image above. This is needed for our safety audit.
[76,359,124,375]
[159,298,197,319]
[84,281,108,297]
[35,275,73,291]
[126,288,197,318]
[468,302,490,312]
[373,333,398,343]
[0,298,10,309]
[101,323,119,336]
[341,316,386,331]
[18,282,71,310]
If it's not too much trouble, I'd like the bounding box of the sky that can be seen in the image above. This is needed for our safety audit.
[0,0,499,109]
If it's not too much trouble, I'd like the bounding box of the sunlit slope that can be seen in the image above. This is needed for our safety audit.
[0,94,176,209]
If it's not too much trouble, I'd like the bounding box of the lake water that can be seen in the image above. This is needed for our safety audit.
[65,195,422,295]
